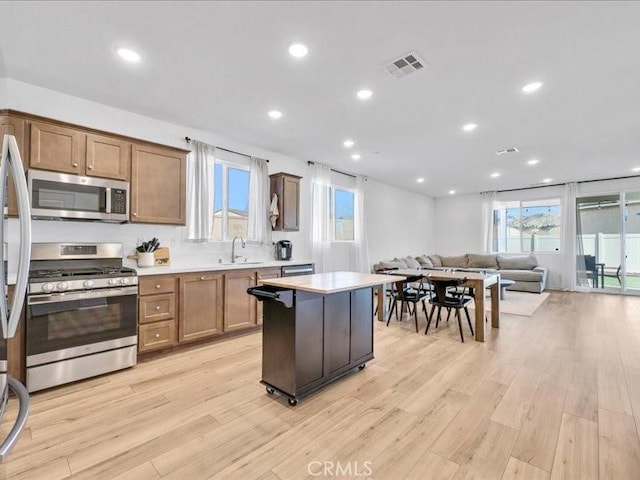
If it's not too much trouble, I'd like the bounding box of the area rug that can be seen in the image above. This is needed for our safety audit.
[474,291,550,317]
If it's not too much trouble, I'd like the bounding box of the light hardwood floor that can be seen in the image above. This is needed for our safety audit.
[1,291,640,479]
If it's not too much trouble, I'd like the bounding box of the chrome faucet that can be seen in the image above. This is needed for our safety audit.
[231,236,246,263]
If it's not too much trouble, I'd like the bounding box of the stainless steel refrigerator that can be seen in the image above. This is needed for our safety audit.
[0,134,31,462]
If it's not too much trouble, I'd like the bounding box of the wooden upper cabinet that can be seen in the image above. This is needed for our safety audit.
[29,120,85,174]
[224,270,257,332]
[131,143,187,225]
[86,133,131,180]
[0,114,27,217]
[179,273,224,342]
[270,172,301,231]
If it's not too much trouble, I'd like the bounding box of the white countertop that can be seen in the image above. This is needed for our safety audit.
[129,259,314,276]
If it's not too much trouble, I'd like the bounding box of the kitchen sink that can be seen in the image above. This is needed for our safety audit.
[218,261,265,266]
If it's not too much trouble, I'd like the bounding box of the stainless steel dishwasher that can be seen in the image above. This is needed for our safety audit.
[281,264,315,277]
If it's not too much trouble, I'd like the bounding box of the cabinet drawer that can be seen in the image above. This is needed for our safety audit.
[139,320,175,352]
[139,293,175,324]
[139,276,175,295]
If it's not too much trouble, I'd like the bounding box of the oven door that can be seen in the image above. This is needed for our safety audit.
[26,286,137,366]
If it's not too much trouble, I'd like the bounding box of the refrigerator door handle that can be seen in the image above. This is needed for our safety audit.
[0,376,30,463]
[0,135,10,338]
[3,135,31,338]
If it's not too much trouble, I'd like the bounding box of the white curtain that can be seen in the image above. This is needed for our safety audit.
[248,156,271,244]
[560,182,579,290]
[186,140,215,241]
[354,175,370,272]
[481,191,497,253]
[310,163,332,273]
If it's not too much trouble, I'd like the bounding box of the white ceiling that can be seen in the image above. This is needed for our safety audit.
[1,1,640,197]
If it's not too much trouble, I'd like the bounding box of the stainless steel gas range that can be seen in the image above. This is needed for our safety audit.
[26,243,138,392]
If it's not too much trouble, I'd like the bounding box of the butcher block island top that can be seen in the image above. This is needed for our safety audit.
[259,271,405,294]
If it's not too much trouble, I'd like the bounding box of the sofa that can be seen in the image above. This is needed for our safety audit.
[373,253,548,293]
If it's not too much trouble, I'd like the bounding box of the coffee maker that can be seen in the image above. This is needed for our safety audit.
[275,240,292,260]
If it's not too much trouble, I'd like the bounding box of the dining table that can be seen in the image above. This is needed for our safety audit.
[379,268,501,342]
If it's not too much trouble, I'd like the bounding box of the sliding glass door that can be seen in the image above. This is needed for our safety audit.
[576,192,640,294]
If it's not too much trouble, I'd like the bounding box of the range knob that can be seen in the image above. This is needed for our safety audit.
[108,279,117,286]
[57,282,69,291]
[120,277,129,285]
[42,282,55,293]
[83,280,95,289]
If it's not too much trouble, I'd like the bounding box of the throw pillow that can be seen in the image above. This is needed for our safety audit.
[374,260,406,271]
[497,254,538,270]
[404,256,421,269]
[467,253,499,269]
[440,254,469,268]
[428,254,442,267]
[415,255,434,268]
[392,257,409,268]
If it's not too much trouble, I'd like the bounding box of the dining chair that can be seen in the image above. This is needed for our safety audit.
[424,275,474,342]
[386,274,429,333]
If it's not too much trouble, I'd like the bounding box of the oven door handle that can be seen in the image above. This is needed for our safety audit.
[28,286,139,305]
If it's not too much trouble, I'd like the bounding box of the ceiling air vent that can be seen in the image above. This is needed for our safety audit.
[494,147,519,156]
[385,51,426,79]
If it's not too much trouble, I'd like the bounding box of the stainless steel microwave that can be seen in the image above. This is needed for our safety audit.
[28,170,129,223]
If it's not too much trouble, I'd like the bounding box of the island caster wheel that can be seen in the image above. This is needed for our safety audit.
[288,397,298,406]
[358,363,366,370]
[266,387,275,395]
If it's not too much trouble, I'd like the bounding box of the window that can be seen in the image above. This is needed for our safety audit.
[492,198,561,253]
[212,162,250,241]
[332,187,355,241]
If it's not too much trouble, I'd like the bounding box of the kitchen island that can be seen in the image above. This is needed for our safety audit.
[248,271,403,405]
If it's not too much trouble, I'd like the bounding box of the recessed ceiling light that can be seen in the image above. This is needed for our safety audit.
[527,159,540,165]
[351,153,361,160]
[357,89,373,100]
[522,81,543,94]
[542,178,552,183]
[288,43,308,58]
[632,167,640,172]
[416,177,425,183]
[343,140,354,148]
[117,48,141,63]
[462,123,477,132]
[267,110,282,119]
[490,172,501,178]
[449,190,456,195]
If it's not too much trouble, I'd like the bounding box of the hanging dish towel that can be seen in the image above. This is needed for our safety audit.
[269,193,279,228]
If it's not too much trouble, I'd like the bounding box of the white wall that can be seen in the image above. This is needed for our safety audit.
[3,79,434,271]
[435,178,640,289]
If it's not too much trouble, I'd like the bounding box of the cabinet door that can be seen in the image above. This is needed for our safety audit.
[256,268,281,325]
[324,292,351,374]
[131,144,186,224]
[282,175,300,230]
[350,288,374,362]
[139,320,175,353]
[0,115,27,217]
[29,121,85,174]
[86,133,131,180]
[179,273,223,342]
[224,270,257,332]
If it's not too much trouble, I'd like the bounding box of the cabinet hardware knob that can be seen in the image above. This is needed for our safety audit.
[154,333,160,338]
[133,212,138,216]
[200,276,205,280]
[156,284,161,289]
[155,305,161,310]
[88,165,93,170]
[72,162,78,167]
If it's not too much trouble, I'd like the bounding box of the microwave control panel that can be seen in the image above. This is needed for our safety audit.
[111,189,128,214]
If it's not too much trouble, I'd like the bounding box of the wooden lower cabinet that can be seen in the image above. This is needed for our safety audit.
[179,273,224,342]
[0,114,27,217]
[139,320,175,353]
[224,270,257,332]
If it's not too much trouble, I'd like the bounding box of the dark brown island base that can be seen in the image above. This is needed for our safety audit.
[247,271,403,406]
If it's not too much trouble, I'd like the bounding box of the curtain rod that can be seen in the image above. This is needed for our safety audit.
[482,173,640,194]
[307,161,359,179]
[184,137,269,162]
